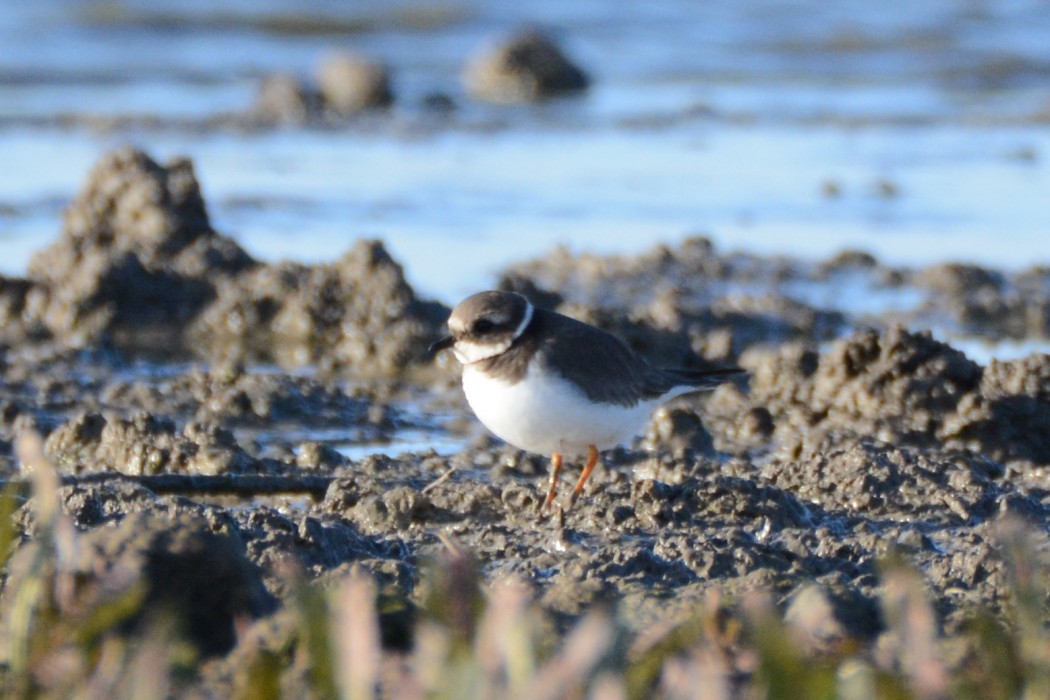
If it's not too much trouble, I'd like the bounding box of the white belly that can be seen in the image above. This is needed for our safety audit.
[461,362,657,457]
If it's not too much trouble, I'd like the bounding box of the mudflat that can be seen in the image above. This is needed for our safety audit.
[0,148,1048,696]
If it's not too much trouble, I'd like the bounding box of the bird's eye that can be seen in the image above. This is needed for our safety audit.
[472,319,495,334]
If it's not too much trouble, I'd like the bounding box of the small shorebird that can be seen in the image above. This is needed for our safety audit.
[430,290,742,512]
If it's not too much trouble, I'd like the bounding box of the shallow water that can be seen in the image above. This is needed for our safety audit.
[2,0,1050,336]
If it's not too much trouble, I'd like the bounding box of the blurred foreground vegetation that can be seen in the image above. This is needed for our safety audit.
[1,437,1048,699]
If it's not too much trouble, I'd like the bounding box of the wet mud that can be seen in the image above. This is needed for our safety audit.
[1,148,1049,694]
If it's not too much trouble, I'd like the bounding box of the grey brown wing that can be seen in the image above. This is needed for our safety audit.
[537,313,675,407]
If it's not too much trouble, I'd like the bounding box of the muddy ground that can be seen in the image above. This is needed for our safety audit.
[1,147,1049,695]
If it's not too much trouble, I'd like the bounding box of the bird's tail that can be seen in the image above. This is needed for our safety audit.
[661,366,745,392]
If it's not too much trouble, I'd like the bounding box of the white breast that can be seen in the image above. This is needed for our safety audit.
[461,360,658,458]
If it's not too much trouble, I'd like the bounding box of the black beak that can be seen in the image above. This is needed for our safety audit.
[428,335,455,357]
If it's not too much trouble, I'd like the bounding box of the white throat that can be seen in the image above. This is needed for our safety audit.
[452,302,534,365]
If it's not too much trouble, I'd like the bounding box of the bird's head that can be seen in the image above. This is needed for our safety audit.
[429,290,534,364]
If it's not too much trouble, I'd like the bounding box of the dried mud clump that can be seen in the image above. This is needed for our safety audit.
[707,325,1050,473]
[43,411,252,476]
[464,29,590,103]
[940,353,1050,468]
[711,325,982,451]
[192,240,448,376]
[25,147,254,347]
[0,277,45,344]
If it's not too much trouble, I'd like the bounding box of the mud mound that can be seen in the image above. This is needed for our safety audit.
[0,147,447,378]
[26,147,254,346]
[0,277,45,344]
[316,51,394,116]
[753,326,981,445]
[253,51,394,126]
[703,325,1050,472]
[941,353,1050,467]
[464,29,590,103]
[192,240,448,377]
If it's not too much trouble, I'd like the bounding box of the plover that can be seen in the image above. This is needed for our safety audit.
[430,290,742,511]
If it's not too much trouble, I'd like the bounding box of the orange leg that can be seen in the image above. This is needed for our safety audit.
[540,452,564,512]
[569,445,600,508]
